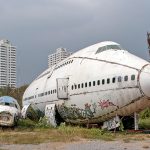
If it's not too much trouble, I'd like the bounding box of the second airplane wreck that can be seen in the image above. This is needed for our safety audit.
[0,96,20,127]
[22,41,150,130]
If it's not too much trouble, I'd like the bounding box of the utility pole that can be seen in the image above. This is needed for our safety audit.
[147,32,150,58]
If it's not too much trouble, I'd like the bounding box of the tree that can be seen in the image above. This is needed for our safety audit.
[0,84,28,108]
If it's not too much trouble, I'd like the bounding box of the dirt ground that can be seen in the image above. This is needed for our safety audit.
[0,138,150,150]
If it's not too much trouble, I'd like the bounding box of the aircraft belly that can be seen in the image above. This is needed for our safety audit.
[57,87,146,124]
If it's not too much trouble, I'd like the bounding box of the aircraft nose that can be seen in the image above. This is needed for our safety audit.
[139,64,150,98]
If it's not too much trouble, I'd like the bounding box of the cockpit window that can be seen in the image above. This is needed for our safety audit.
[0,102,18,108]
[96,45,122,54]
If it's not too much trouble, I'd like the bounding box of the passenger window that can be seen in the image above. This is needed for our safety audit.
[81,83,84,88]
[118,76,122,82]
[51,90,53,94]
[45,92,47,95]
[107,78,110,84]
[85,82,87,87]
[71,85,74,90]
[89,82,91,87]
[64,86,66,92]
[78,84,80,89]
[112,77,115,83]
[48,91,50,95]
[75,84,77,89]
[97,80,100,85]
[93,81,95,86]
[102,79,105,85]
[124,76,128,81]
[131,75,135,80]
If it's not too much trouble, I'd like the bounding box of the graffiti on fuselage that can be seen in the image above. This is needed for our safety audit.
[57,99,117,120]
[98,100,118,110]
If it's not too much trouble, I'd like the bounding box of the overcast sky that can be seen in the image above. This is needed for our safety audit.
[0,0,150,86]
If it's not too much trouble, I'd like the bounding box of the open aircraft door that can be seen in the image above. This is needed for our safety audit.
[21,104,43,121]
[21,104,30,119]
[56,78,69,99]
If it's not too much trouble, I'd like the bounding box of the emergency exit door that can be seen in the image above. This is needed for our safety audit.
[56,78,69,99]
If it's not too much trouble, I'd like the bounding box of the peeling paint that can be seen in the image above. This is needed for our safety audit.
[57,102,96,120]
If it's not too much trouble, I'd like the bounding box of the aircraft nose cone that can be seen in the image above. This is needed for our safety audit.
[139,64,150,98]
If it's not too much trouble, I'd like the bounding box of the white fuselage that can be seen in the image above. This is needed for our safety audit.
[23,41,150,124]
[0,106,20,126]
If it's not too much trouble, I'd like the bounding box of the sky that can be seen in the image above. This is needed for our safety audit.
[0,0,150,86]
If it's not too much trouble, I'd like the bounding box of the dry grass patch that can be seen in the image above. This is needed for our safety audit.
[0,125,115,144]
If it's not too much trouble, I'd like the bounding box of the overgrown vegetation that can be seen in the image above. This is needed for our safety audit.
[17,117,53,130]
[0,118,115,144]
[1,118,150,145]
[139,107,150,119]
[0,113,150,144]
[0,85,149,145]
[139,107,150,129]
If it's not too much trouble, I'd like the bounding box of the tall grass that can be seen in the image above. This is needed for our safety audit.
[58,123,114,141]
[139,107,150,129]
[0,119,114,144]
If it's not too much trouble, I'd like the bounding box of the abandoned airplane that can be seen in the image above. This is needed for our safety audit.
[22,41,150,129]
[0,96,20,126]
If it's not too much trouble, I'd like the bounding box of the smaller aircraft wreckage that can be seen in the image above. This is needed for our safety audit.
[0,96,20,127]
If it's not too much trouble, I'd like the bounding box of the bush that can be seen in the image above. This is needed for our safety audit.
[35,117,54,129]
[140,107,150,119]
[17,116,55,130]
[17,118,36,129]
[139,118,150,129]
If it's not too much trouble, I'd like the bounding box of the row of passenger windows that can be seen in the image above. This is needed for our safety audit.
[24,89,57,101]
[38,89,57,97]
[37,59,74,80]
[24,74,136,100]
[71,75,135,90]
[54,59,73,70]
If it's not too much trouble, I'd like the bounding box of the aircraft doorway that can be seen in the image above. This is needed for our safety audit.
[56,78,69,99]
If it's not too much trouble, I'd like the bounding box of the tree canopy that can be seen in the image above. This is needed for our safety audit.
[0,85,28,108]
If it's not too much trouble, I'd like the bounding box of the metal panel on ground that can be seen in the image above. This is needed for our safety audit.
[45,104,57,127]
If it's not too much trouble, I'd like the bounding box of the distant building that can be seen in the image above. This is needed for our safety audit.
[0,39,16,88]
[48,48,72,68]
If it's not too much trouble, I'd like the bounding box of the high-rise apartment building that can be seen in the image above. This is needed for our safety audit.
[0,39,16,88]
[48,48,72,68]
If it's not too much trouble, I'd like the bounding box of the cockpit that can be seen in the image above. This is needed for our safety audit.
[0,101,18,108]
[0,96,20,109]
[95,44,122,54]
